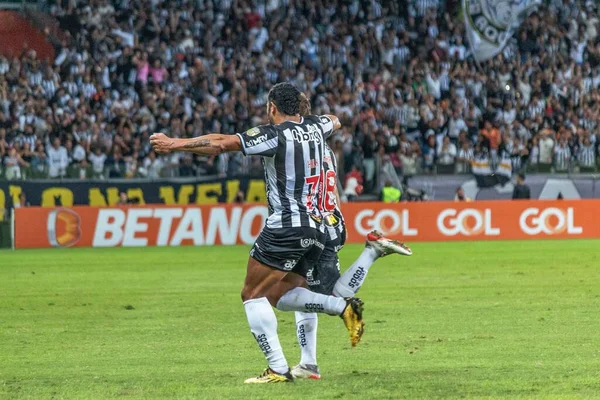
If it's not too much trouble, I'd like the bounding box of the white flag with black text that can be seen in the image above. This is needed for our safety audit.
[463,0,541,61]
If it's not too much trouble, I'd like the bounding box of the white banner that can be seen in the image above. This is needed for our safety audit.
[463,0,541,61]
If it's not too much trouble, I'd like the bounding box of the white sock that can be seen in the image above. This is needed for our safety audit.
[333,247,378,298]
[295,312,318,366]
[243,297,288,374]
[276,287,346,315]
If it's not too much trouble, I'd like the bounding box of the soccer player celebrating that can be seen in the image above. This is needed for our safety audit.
[286,94,413,380]
[150,83,364,383]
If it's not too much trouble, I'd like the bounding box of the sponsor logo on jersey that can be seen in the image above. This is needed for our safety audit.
[248,135,267,147]
[291,124,322,144]
[246,127,261,137]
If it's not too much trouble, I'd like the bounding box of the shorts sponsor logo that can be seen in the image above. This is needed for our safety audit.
[304,303,325,312]
[300,238,325,250]
[334,245,343,253]
[355,209,417,237]
[306,268,320,286]
[283,259,298,270]
[437,208,500,236]
[254,333,272,354]
[47,208,82,248]
[519,207,582,235]
[348,266,365,289]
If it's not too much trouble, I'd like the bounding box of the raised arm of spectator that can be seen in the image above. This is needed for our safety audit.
[17,153,29,167]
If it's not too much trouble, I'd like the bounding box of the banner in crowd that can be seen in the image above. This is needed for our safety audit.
[2,175,600,223]
[13,200,600,249]
[0,177,266,211]
[463,0,540,61]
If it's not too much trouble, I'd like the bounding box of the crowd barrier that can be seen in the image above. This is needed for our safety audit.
[12,200,600,249]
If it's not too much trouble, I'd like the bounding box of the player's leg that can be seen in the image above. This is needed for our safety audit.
[264,270,320,379]
[241,257,294,383]
[291,249,341,380]
[333,230,412,298]
[267,271,347,316]
[242,226,316,384]
[293,312,320,378]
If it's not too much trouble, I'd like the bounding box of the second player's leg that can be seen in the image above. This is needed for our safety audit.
[268,271,347,316]
[334,230,413,297]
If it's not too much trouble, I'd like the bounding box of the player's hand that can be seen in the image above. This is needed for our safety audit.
[150,132,173,154]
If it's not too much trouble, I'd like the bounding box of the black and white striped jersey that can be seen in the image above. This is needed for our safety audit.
[236,115,335,229]
[322,143,346,246]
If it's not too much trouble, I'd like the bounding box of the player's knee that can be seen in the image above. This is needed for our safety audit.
[266,292,280,307]
[241,285,261,302]
[241,287,252,302]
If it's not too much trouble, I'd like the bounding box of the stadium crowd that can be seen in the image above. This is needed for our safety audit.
[1,0,600,195]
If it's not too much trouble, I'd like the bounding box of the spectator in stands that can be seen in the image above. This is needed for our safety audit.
[400,147,419,179]
[456,141,474,174]
[381,180,401,203]
[554,137,572,172]
[118,192,129,205]
[578,137,596,172]
[234,190,245,204]
[512,173,531,200]
[455,187,472,202]
[4,147,28,180]
[343,165,364,202]
[13,192,30,208]
[89,147,107,179]
[538,130,555,172]
[437,136,457,173]
[142,151,164,179]
[46,138,68,178]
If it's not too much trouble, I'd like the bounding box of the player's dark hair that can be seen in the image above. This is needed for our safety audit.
[268,82,301,116]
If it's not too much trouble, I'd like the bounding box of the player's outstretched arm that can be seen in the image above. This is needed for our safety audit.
[150,132,241,155]
[324,114,342,131]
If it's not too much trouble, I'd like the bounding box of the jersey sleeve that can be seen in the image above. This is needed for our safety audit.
[327,145,338,172]
[236,125,279,157]
[317,115,335,139]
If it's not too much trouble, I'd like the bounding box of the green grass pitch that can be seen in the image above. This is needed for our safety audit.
[1,240,600,400]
